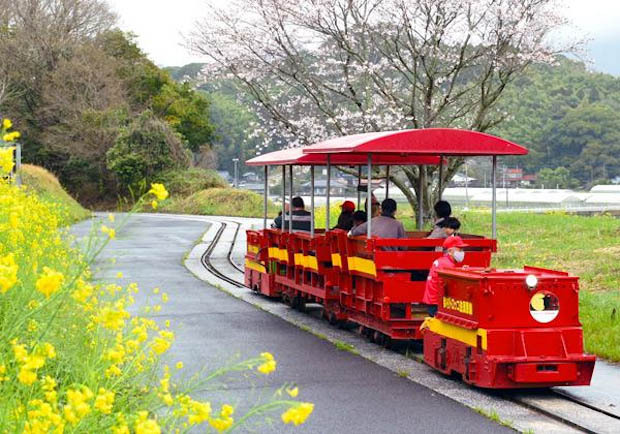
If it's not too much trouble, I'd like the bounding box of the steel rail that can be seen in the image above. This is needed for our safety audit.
[200,221,245,288]
[223,219,245,274]
[505,390,620,434]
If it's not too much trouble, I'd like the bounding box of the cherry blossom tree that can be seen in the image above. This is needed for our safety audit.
[189,0,580,221]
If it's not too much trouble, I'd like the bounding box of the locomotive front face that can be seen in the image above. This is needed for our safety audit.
[424,266,595,388]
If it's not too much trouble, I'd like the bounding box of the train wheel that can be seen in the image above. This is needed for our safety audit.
[293,296,306,313]
[328,312,338,326]
[382,335,393,350]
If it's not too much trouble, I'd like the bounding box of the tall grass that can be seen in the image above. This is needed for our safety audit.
[163,188,280,217]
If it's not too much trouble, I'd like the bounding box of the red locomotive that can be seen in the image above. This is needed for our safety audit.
[244,129,595,389]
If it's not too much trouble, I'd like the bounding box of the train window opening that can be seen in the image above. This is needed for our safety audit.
[390,303,407,319]
[410,270,429,282]
[529,291,560,323]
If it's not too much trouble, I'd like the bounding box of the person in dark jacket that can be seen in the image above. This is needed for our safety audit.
[273,196,312,232]
[333,200,355,231]
[351,210,367,229]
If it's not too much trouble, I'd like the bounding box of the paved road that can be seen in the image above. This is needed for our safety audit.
[73,214,512,433]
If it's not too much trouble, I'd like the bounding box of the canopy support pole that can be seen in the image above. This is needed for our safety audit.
[310,165,315,237]
[263,166,268,230]
[492,156,497,239]
[438,155,444,200]
[417,165,424,230]
[289,165,293,233]
[367,154,372,238]
[385,165,390,199]
[326,155,331,230]
[281,166,286,230]
[357,166,362,208]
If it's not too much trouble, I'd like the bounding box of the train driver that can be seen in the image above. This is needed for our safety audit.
[422,236,468,317]
[272,196,312,232]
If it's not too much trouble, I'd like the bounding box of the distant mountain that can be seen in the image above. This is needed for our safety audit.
[164,63,206,81]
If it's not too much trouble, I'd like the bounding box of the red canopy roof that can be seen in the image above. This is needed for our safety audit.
[246,147,440,166]
[303,128,528,156]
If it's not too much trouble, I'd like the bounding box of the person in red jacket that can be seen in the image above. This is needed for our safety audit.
[422,236,468,317]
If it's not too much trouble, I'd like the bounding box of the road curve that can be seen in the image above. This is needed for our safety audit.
[72,213,516,433]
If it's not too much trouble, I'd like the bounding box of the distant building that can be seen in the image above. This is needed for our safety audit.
[590,185,620,193]
[301,178,349,196]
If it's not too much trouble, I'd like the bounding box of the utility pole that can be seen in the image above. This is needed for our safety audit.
[232,158,239,188]
[464,160,469,207]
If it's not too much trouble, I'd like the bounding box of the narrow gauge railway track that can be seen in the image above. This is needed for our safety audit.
[206,217,619,433]
[224,219,245,274]
[200,220,245,288]
[505,389,620,434]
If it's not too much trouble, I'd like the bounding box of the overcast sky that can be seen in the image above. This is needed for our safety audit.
[105,0,620,75]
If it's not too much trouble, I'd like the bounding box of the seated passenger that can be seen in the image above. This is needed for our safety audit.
[422,236,468,317]
[363,192,380,216]
[333,200,355,231]
[273,196,312,232]
[433,217,461,251]
[271,202,289,229]
[427,200,452,238]
[439,217,461,237]
[349,198,405,239]
[351,210,367,229]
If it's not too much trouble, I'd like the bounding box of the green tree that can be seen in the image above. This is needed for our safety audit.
[106,111,190,190]
[535,167,578,189]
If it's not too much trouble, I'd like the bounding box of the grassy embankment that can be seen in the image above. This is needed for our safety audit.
[20,164,91,224]
[155,168,280,217]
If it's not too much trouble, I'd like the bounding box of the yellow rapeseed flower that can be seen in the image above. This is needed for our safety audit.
[0,146,15,173]
[281,402,314,426]
[151,200,158,210]
[151,330,174,355]
[209,416,234,432]
[148,183,169,201]
[35,267,64,298]
[257,359,276,375]
[18,368,37,385]
[187,400,211,425]
[94,388,115,414]
[135,411,161,434]
[0,253,18,293]
[175,361,183,370]
[108,213,115,222]
[3,118,12,129]
[286,387,299,398]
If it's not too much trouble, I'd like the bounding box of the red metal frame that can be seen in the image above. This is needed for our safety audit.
[423,267,595,388]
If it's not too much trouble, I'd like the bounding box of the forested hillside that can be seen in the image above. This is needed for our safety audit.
[173,56,620,189]
[493,57,620,187]
[0,1,215,206]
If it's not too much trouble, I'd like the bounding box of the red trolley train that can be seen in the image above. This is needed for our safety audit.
[244,129,595,389]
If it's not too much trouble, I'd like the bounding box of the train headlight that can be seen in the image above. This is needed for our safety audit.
[525,274,538,290]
